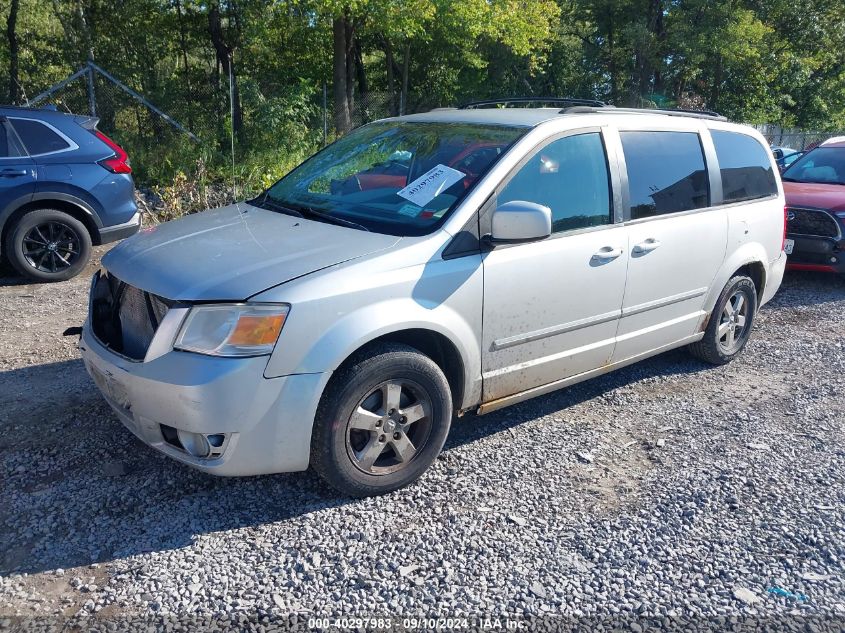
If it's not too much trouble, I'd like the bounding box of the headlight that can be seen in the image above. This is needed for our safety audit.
[174,303,289,357]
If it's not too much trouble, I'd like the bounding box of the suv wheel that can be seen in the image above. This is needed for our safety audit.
[311,342,453,497]
[5,209,92,282]
[689,274,757,365]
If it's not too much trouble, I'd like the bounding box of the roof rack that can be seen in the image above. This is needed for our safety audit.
[460,97,606,110]
[561,105,727,121]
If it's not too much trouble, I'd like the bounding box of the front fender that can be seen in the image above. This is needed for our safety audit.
[260,252,484,410]
[298,302,480,407]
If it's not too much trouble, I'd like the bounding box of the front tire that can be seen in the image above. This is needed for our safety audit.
[310,343,453,497]
[5,209,92,282]
[689,275,757,365]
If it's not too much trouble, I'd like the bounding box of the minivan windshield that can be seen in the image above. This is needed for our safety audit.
[262,121,525,235]
[782,147,845,185]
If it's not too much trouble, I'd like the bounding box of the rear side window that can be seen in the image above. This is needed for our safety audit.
[10,118,71,155]
[711,130,778,202]
[620,131,709,219]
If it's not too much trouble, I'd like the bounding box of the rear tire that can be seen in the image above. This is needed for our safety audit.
[689,275,757,365]
[5,209,92,282]
[310,342,453,497]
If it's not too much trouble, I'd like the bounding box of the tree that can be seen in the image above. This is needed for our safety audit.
[208,1,243,140]
[6,0,19,103]
[2,0,844,192]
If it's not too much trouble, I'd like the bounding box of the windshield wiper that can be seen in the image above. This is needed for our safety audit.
[255,195,305,218]
[257,194,371,232]
[289,204,371,232]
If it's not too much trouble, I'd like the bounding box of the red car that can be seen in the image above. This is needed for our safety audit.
[782,138,845,273]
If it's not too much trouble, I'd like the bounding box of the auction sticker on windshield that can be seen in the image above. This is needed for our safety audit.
[397,164,465,207]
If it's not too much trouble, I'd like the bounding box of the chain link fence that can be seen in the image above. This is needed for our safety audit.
[20,67,420,151]
[4,65,434,217]
[752,124,845,151]
[29,68,203,149]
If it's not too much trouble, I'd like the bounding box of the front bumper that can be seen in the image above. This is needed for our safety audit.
[79,321,330,476]
[785,234,845,273]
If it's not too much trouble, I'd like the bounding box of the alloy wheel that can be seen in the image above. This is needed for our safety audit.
[22,221,81,274]
[717,290,750,353]
[345,379,433,475]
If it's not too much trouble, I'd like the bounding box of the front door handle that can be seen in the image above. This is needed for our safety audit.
[592,246,623,261]
[0,168,28,177]
[632,238,661,254]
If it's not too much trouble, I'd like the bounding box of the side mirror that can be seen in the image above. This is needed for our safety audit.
[772,148,784,159]
[486,200,552,244]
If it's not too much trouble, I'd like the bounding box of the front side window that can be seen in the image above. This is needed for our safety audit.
[498,132,612,233]
[265,121,525,236]
[782,147,845,186]
[621,131,709,219]
[711,130,778,203]
[10,119,71,155]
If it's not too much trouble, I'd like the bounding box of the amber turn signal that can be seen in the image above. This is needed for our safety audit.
[229,313,287,346]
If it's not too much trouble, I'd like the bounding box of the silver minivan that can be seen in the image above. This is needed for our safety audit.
[80,103,787,496]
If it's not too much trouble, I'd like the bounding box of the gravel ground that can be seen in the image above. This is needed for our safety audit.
[1,252,844,630]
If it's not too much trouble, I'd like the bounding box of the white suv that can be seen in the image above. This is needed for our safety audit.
[81,101,786,496]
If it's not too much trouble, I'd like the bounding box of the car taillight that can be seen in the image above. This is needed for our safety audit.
[782,205,788,250]
[93,130,131,174]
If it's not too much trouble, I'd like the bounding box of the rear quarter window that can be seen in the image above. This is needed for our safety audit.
[0,122,25,157]
[10,118,71,155]
[711,130,778,203]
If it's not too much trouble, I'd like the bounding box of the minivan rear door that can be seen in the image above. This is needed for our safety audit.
[609,126,727,362]
[0,117,35,214]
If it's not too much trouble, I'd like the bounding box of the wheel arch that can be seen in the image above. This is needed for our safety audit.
[332,328,467,415]
[1,197,100,257]
[701,243,770,321]
[735,260,766,306]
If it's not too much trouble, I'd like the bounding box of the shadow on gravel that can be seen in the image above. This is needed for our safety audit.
[1,347,714,577]
[0,261,30,286]
[445,347,711,451]
[0,359,93,417]
[0,360,350,577]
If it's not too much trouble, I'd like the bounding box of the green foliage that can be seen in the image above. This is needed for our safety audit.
[0,0,843,212]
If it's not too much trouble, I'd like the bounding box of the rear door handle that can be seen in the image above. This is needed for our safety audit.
[592,246,623,261]
[632,238,661,254]
[0,168,28,177]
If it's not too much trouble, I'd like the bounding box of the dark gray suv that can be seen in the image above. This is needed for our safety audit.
[0,106,138,281]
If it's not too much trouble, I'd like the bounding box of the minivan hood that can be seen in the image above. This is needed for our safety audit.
[783,181,845,213]
[102,203,401,301]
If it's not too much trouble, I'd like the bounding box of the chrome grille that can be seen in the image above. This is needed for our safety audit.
[90,272,170,361]
[786,207,841,239]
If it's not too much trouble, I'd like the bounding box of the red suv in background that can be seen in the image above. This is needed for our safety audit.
[782,138,845,274]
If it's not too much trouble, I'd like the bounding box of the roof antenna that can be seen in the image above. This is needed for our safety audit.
[228,48,262,254]
[15,77,29,106]
[228,49,238,203]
